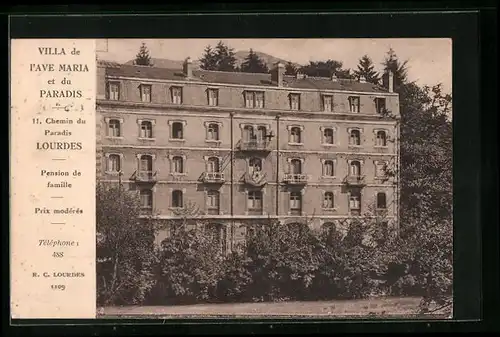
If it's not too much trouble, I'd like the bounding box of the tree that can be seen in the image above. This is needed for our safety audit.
[96,183,158,306]
[199,41,237,72]
[285,61,298,76]
[199,45,218,71]
[354,55,381,84]
[134,42,152,66]
[378,49,453,314]
[240,49,269,73]
[299,60,353,79]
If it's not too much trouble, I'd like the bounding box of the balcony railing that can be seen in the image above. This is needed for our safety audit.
[201,171,225,184]
[283,173,309,184]
[238,139,271,152]
[243,171,267,187]
[343,175,366,186]
[132,170,157,183]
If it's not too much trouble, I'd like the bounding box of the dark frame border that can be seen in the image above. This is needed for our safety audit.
[4,6,497,334]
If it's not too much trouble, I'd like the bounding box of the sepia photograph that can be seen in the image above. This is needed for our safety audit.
[94,38,452,319]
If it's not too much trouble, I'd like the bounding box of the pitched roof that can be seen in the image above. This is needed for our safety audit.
[104,63,389,93]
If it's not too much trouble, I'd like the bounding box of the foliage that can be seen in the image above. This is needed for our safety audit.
[134,42,152,66]
[354,54,381,84]
[199,45,219,71]
[151,227,224,305]
[199,41,237,72]
[244,221,321,301]
[285,61,298,76]
[299,59,353,79]
[240,49,269,73]
[96,183,157,306]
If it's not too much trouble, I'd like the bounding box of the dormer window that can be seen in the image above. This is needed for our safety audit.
[140,84,152,102]
[289,93,301,110]
[322,95,333,112]
[244,91,264,108]
[207,88,219,106]
[375,97,386,114]
[171,86,183,104]
[107,82,120,100]
[349,96,360,113]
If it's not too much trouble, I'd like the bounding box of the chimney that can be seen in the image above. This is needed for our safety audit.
[359,75,366,83]
[271,62,285,87]
[383,70,394,92]
[296,71,305,80]
[331,74,338,82]
[183,57,193,78]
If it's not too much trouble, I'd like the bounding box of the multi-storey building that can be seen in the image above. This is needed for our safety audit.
[96,57,400,251]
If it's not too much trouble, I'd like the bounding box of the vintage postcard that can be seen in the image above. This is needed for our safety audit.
[10,38,453,320]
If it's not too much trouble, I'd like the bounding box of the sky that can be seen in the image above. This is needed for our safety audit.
[96,38,452,94]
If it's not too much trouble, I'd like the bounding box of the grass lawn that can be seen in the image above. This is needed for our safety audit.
[99,297,452,319]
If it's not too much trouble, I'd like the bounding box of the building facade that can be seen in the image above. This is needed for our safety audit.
[96,58,400,251]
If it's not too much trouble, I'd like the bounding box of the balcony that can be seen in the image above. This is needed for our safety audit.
[343,175,366,187]
[283,173,309,185]
[243,171,267,187]
[238,139,271,152]
[132,170,157,183]
[201,171,225,184]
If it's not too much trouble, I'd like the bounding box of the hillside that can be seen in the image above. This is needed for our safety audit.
[125,50,302,70]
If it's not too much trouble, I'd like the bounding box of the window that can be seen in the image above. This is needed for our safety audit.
[349,96,360,113]
[377,192,387,209]
[140,84,152,102]
[171,122,184,139]
[207,89,219,106]
[140,121,153,138]
[172,156,184,174]
[107,154,121,172]
[256,126,267,141]
[207,123,220,141]
[206,224,227,255]
[349,129,361,146]
[322,95,333,112]
[207,191,220,214]
[349,192,361,211]
[108,119,121,137]
[290,159,302,174]
[289,93,301,110]
[376,162,386,177]
[107,82,120,100]
[323,128,335,144]
[375,97,386,114]
[290,192,302,215]
[323,160,335,177]
[350,161,361,176]
[244,91,264,108]
[207,157,220,173]
[376,131,387,146]
[172,190,183,208]
[289,127,302,143]
[140,189,153,208]
[247,191,263,213]
[171,86,183,104]
[323,192,334,209]
[248,158,262,175]
[139,155,153,174]
[243,125,255,141]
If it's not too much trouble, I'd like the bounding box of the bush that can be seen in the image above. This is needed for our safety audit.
[151,227,224,305]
